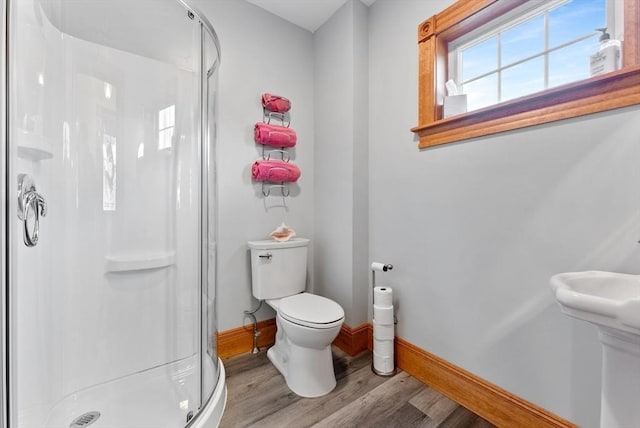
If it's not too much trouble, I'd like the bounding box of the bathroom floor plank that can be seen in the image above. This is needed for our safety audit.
[436,406,487,428]
[310,371,425,428]
[331,345,376,378]
[247,354,388,427]
[413,392,460,425]
[222,347,376,427]
[222,347,271,377]
[370,402,430,428]
[221,352,300,426]
[220,347,495,428]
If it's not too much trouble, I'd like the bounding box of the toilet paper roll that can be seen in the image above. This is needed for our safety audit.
[373,304,394,325]
[371,262,385,271]
[371,262,392,272]
[373,320,395,341]
[374,338,394,356]
[373,286,393,307]
[373,351,394,374]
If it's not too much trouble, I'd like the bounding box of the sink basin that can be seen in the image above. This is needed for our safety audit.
[550,270,640,336]
[551,270,640,427]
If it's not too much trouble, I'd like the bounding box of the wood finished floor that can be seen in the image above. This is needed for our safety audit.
[220,346,496,428]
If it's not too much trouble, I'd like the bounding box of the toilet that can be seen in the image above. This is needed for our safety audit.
[248,237,345,398]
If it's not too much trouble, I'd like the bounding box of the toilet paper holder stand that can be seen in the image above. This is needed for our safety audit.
[371,262,397,377]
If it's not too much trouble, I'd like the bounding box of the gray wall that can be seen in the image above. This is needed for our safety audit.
[313,0,369,327]
[369,0,640,426]
[194,0,315,331]
[198,1,640,426]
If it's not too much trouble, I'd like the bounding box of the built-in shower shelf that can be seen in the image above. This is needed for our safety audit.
[105,251,176,273]
[16,129,53,161]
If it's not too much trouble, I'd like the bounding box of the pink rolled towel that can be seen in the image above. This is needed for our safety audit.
[262,93,291,113]
[254,123,297,148]
[252,160,301,183]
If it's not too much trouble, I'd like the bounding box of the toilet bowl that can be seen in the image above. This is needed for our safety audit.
[266,293,344,397]
[248,238,345,398]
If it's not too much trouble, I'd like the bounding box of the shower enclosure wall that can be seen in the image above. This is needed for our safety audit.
[2,1,225,427]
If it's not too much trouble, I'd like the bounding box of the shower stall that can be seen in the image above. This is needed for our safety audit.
[1,0,225,427]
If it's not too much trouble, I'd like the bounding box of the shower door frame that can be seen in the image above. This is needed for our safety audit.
[1,0,8,426]
[182,1,222,417]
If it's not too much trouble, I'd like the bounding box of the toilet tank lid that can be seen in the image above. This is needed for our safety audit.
[248,237,310,250]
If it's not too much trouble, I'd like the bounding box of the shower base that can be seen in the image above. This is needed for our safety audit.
[42,355,226,428]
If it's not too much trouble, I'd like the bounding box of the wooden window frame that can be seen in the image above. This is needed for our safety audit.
[411,0,640,149]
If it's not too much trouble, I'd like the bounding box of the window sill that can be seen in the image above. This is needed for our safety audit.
[412,65,640,149]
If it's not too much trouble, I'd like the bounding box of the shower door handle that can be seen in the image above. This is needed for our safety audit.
[17,174,47,247]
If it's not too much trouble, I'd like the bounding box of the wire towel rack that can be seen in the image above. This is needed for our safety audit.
[254,93,298,197]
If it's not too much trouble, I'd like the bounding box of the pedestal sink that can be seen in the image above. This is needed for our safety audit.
[551,271,640,428]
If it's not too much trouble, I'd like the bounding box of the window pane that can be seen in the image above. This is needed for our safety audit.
[549,0,605,49]
[501,56,544,102]
[463,72,498,111]
[501,15,544,67]
[549,35,599,87]
[462,36,498,81]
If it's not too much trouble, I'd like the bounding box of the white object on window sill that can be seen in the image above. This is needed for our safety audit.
[443,95,468,118]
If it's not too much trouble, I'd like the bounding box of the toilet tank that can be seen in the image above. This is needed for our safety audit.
[248,237,310,300]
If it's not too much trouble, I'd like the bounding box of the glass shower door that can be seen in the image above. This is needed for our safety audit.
[6,1,218,426]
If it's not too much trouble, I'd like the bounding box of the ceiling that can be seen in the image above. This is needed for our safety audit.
[245,0,377,33]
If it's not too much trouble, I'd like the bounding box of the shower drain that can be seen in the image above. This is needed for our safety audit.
[69,411,101,428]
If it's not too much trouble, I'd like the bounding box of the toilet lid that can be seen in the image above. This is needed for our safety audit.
[278,293,345,328]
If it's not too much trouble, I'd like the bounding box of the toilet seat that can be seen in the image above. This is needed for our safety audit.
[277,293,344,329]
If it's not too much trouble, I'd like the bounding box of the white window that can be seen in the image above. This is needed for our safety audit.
[449,0,619,112]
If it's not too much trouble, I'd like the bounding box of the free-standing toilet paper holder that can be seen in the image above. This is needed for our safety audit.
[371,262,397,377]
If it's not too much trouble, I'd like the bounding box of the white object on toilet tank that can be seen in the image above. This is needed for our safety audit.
[248,237,310,300]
